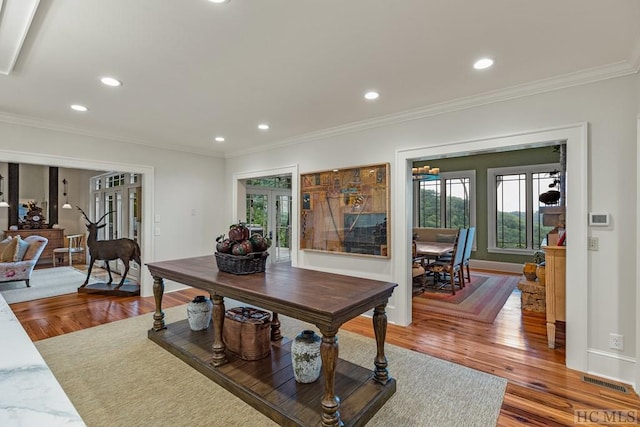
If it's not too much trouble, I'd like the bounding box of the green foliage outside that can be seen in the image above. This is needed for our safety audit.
[246,195,290,247]
[418,189,552,249]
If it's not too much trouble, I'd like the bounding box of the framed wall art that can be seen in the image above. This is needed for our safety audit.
[300,163,390,257]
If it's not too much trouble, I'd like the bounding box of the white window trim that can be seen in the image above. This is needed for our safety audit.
[487,162,559,255]
[413,170,476,243]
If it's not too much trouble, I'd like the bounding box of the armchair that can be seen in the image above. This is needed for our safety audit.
[0,235,49,288]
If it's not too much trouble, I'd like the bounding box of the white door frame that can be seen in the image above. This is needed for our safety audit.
[0,149,155,297]
[394,123,588,372]
[233,165,299,267]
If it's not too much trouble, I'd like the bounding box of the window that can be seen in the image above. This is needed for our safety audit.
[414,170,476,230]
[487,163,559,254]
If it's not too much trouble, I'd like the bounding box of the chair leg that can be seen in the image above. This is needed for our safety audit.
[466,265,471,282]
[450,273,456,295]
[25,279,30,287]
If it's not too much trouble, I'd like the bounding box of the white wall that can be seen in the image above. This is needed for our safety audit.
[225,74,639,387]
[0,122,227,296]
[0,73,637,388]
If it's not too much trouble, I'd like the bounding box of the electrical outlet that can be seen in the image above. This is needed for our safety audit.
[588,237,599,251]
[609,333,624,351]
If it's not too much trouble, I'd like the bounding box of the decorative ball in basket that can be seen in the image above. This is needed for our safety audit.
[215,222,271,275]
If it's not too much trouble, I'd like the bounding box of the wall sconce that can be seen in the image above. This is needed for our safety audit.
[62,178,72,209]
[0,174,9,208]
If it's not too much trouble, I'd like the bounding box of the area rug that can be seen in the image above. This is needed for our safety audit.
[0,267,99,304]
[36,305,507,427]
[414,274,519,323]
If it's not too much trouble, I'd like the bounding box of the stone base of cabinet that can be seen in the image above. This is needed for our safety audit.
[517,278,545,313]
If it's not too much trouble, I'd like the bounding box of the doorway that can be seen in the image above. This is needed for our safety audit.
[245,183,292,264]
[395,123,587,373]
[233,165,299,268]
[91,172,142,282]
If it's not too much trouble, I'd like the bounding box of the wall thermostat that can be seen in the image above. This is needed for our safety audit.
[588,213,610,226]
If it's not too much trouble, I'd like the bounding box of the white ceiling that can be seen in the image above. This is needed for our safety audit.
[1,0,639,158]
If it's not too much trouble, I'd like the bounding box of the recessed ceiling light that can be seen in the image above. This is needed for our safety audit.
[473,58,494,70]
[364,91,380,100]
[100,76,122,87]
[70,104,88,112]
[258,123,269,130]
[208,0,230,3]
[214,136,225,142]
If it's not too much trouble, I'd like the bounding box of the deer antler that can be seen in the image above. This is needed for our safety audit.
[76,206,114,224]
[76,206,91,222]
[96,210,115,225]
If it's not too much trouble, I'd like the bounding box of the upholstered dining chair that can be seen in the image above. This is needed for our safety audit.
[425,228,467,295]
[461,226,476,284]
[52,234,85,267]
[411,240,426,284]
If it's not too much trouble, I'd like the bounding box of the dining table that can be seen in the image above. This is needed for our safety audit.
[414,241,454,260]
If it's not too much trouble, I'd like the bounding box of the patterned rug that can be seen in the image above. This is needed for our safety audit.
[413,274,519,323]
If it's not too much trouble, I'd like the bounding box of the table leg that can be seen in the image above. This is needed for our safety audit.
[211,294,228,367]
[318,326,342,427]
[372,303,390,384]
[270,312,282,341]
[152,276,165,331]
[546,321,556,349]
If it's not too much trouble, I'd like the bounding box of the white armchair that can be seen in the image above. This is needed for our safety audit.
[0,235,49,288]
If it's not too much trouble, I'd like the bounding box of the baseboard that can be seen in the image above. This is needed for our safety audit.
[469,259,522,274]
[587,348,637,392]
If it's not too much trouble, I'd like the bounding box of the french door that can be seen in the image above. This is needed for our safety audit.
[246,188,292,263]
[91,173,141,282]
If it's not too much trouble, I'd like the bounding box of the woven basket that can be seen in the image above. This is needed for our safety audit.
[215,251,268,275]
[223,307,271,360]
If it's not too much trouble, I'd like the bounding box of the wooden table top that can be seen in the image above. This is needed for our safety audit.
[147,255,397,328]
[414,241,454,257]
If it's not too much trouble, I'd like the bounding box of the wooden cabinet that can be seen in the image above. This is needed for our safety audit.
[543,245,566,349]
[4,228,65,264]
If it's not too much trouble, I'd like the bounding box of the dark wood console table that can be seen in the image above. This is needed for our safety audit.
[146,256,397,427]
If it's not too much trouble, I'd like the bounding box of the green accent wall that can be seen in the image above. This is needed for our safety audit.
[414,146,560,265]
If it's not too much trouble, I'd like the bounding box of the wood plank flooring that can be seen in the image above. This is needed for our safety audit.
[8,267,639,426]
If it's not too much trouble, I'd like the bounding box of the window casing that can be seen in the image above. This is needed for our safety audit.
[487,163,559,255]
[413,170,476,232]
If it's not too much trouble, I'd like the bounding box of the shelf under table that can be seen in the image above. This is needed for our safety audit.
[149,319,396,427]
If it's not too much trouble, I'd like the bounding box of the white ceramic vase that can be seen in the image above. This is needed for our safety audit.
[291,330,322,383]
[187,295,213,331]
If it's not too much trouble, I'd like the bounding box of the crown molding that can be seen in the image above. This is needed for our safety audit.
[629,38,640,73]
[0,58,637,160]
[225,60,638,158]
[0,111,225,158]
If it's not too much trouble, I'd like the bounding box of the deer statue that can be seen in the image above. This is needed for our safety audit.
[77,207,142,289]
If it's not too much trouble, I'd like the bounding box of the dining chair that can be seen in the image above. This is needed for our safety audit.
[411,240,426,284]
[425,227,467,295]
[53,234,85,267]
[461,226,476,284]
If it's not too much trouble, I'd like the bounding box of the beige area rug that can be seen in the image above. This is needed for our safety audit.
[36,306,507,427]
[0,267,99,304]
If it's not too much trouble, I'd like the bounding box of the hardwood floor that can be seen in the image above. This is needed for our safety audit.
[9,267,639,426]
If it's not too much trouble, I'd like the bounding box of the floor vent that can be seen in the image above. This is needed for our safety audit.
[582,375,628,393]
